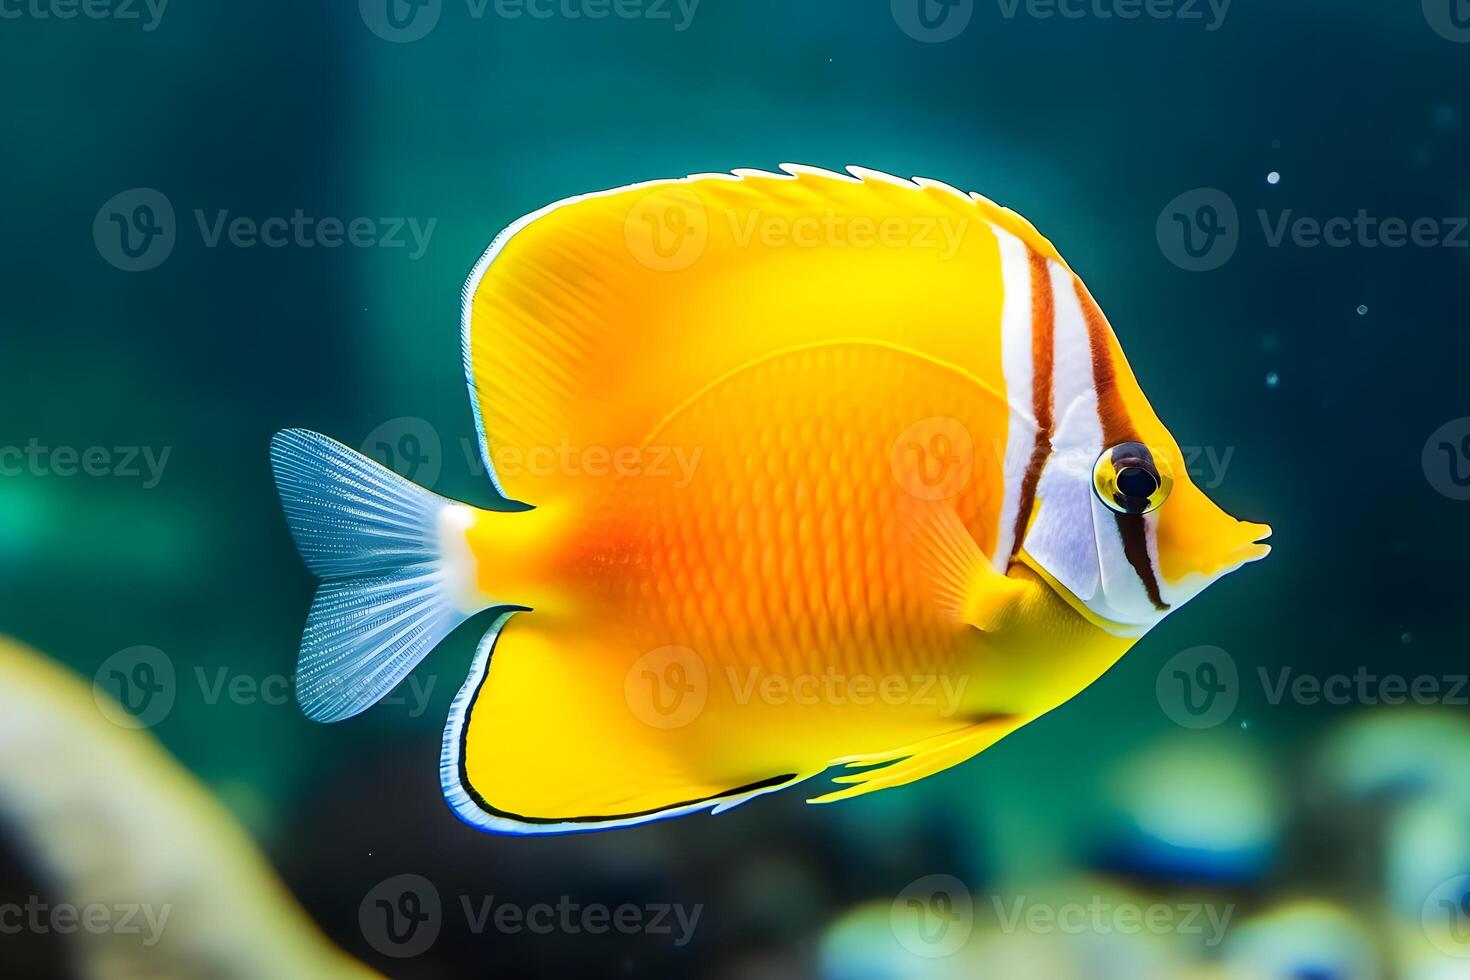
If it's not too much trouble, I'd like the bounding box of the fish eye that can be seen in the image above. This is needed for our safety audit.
[1093,441,1173,515]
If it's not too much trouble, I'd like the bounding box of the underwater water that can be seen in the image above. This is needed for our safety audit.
[2,0,1470,976]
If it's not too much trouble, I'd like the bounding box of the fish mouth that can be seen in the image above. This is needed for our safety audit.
[1233,522,1273,565]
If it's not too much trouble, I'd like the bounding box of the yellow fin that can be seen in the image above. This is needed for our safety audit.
[443,614,815,835]
[807,716,1021,804]
[906,503,1029,631]
[460,166,1062,504]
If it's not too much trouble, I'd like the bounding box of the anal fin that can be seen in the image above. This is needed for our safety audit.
[807,715,1021,804]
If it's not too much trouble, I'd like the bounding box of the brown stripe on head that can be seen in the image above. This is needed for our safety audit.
[1010,248,1055,560]
[1073,278,1169,612]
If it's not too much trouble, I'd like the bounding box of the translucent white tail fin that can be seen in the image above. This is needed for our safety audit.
[270,428,488,722]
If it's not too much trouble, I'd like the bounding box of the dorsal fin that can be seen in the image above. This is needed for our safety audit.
[460,166,1068,504]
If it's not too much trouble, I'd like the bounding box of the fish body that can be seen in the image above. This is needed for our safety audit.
[271,165,1269,834]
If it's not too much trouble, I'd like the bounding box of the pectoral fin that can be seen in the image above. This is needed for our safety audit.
[906,502,1029,632]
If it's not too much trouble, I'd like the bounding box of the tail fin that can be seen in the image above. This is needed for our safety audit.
[270,428,490,723]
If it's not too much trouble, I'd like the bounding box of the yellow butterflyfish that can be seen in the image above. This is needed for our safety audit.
[270,165,1270,834]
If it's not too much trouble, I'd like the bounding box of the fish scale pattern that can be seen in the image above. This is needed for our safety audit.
[570,342,1012,703]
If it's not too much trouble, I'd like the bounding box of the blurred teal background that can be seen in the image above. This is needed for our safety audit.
[2,0,1470,976]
